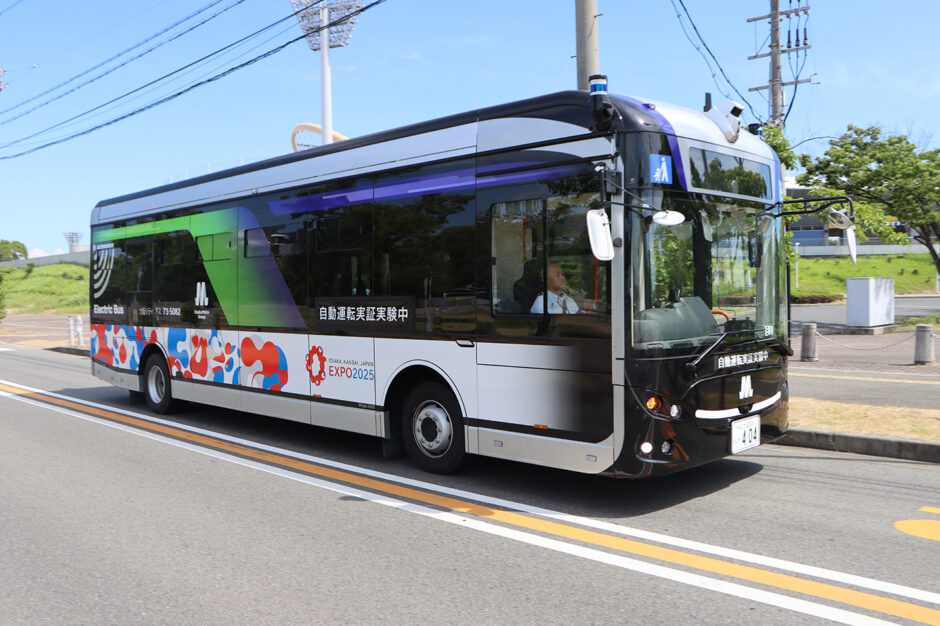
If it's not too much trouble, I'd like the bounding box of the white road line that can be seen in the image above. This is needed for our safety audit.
[2,378,938,612]
[0,348,15,352]
[0,387,897,625]
[790,367,940,380]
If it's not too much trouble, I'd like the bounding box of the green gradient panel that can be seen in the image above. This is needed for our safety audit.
[93,209,240,324]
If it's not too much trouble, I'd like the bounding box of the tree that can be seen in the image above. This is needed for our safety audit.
[0,239,27,262]
[798,125,940,274]
[762,124,797,170]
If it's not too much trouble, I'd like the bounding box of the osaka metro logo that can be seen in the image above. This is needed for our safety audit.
[739,375,754,400]
[92,244,115,300]
[195,281,209,307]
[306,344,327,386]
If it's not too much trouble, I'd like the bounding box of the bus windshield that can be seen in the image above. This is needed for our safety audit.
[631,191,786,352]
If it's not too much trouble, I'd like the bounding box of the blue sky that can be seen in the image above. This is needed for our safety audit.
[1,0,938,256]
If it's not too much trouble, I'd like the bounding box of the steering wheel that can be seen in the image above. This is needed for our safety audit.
[711,309,731,322]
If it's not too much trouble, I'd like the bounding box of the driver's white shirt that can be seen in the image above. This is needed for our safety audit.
[530,291,579,314]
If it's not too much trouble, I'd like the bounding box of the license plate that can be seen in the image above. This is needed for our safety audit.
[731,415,761,454]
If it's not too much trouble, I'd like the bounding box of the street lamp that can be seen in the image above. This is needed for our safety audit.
[290,0,364,145]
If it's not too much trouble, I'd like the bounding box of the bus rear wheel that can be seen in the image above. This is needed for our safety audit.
[401,382,467,474]
[143,354,177,414]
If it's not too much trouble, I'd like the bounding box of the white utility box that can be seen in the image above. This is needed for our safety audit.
[846,277,895,327]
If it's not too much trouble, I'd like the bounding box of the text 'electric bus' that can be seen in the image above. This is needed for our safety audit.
[90,77,851,477]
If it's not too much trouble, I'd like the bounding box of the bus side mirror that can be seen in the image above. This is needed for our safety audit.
[827,208,858,265]
[586,209,615,261]
[845,225,858,265]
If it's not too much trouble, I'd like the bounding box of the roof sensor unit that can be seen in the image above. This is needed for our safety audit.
[588,74,615,131]
[705,100,744,143]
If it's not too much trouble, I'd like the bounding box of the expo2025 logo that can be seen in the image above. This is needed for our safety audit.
[306,345,327,386]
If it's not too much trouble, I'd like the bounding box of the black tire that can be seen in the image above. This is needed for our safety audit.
[142,353,177,414]
[401,381,467,474]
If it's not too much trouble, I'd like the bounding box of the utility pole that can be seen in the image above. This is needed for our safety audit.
[747,1,811,126]
[575,0,600,90]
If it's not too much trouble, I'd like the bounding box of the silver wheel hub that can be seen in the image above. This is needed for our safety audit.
[412,401,453,458]
[147,365,166,406]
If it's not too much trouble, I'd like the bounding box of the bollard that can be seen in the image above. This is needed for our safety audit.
[914,324,935,364]
[76,315,84,347]
[67,316,76,347]
[800,322,818,361]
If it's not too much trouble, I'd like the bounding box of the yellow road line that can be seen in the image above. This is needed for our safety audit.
[922,507,940,515]
[3,381,939,625]
[790,372,940,386]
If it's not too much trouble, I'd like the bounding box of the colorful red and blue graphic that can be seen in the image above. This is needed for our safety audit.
[167,329,239,384]
[241,335,288,391]
[91,324,157,371]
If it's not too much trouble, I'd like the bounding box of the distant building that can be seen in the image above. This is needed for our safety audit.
[785,177,917,254]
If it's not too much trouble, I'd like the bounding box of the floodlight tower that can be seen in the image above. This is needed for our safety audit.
[291,0,364,145]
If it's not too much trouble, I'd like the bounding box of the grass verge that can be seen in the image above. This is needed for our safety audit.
[790,253,937,303]
[789,397,940,443]
[0,263,88,314]
[896,313,940,329]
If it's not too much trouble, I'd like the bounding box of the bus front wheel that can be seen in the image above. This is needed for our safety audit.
[401,382,467,474]
[143,354,177,414]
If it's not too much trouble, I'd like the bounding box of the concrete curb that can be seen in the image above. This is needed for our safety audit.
[777,429,940,463]
[47,346,89,357]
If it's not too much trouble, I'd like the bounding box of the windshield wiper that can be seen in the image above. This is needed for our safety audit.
[685,330,793,376]
[684,328,759,375]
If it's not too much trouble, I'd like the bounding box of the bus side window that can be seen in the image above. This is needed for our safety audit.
[491,199,543,314]
[311,207,372,298]
[544,178,612,338]
[243,228,271,258]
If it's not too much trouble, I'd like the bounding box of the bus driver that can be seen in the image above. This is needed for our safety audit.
[530,263,581,314]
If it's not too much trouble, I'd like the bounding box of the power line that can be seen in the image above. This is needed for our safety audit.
[0,0,385,160]
[0,1,323,151]
[671,0,763,122]
[0,0,176,85]
[783,1,810,125]
[25,21,298,146]
[0,0,26,18]
[0,0,243,123]
[668,0,734,102]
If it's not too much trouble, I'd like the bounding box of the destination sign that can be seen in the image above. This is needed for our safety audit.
[715,350,770,370]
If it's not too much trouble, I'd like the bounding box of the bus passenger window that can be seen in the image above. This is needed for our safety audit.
[490,199,543,314]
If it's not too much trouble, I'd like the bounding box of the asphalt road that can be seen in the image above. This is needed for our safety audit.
[1,346,938,625]
[791,295,940,334]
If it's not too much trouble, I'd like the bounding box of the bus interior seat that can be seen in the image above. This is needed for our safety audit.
[512,261,541,313]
